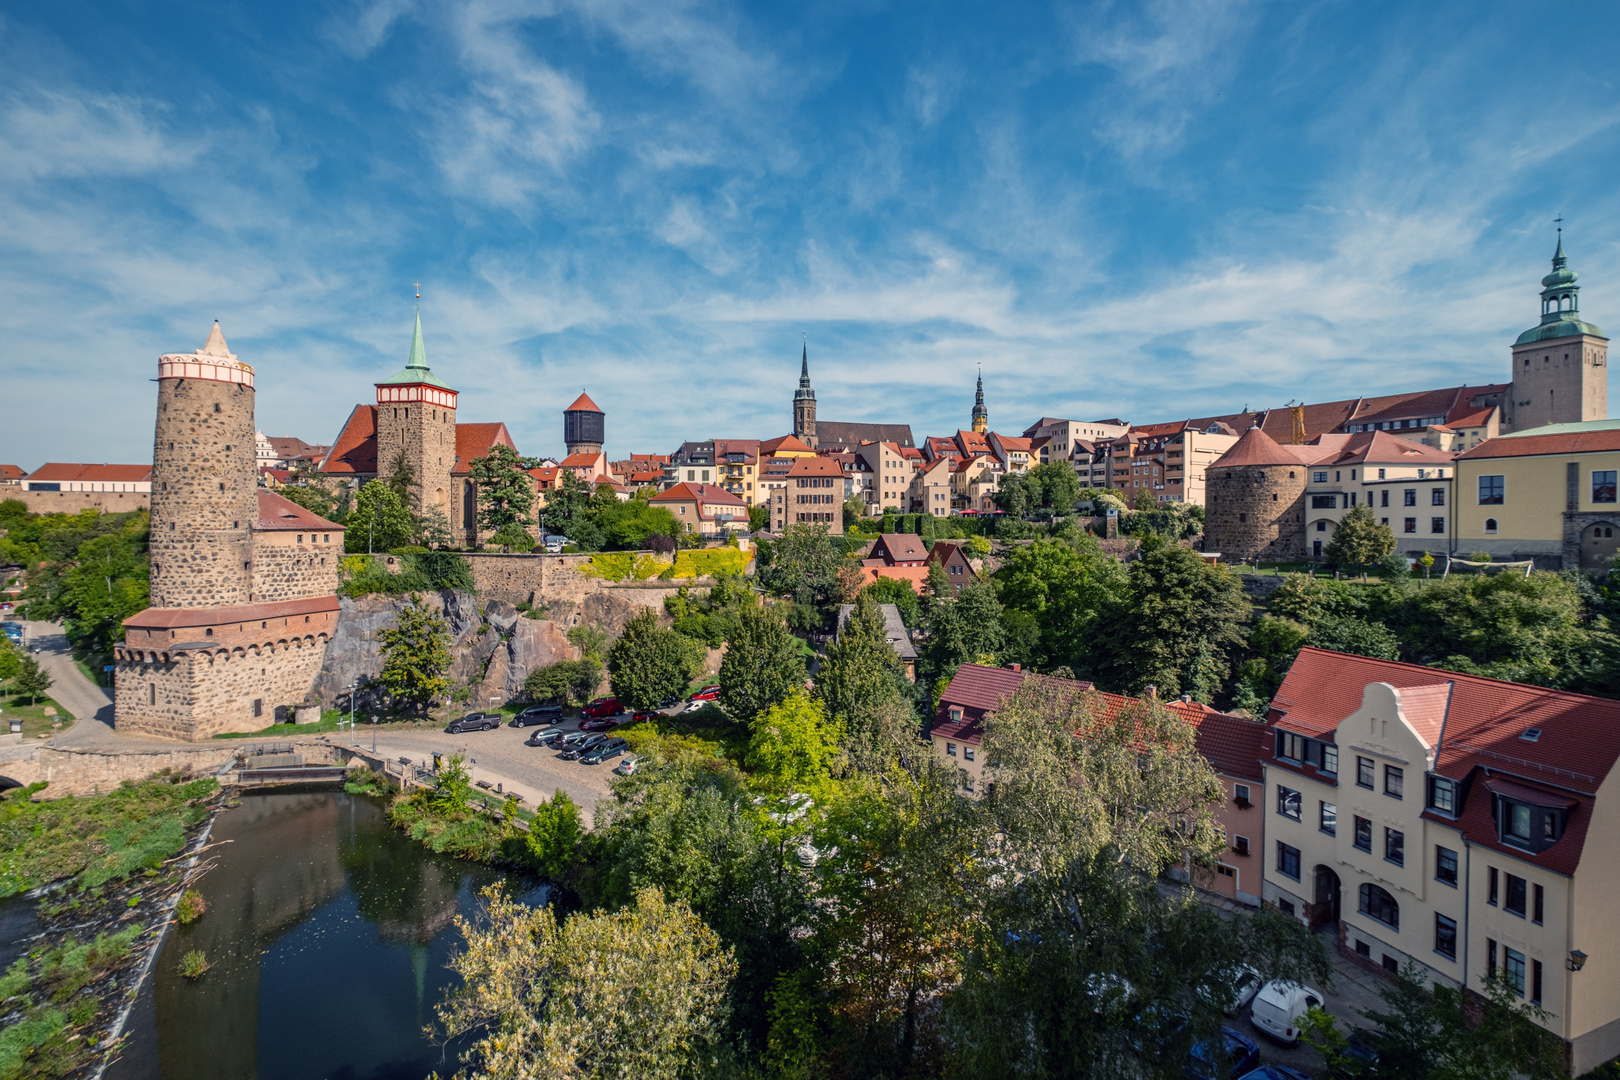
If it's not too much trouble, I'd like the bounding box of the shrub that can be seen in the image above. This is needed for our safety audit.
[175,889,207,925]
[177,950,210,979]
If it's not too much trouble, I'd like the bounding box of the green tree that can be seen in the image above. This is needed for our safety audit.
[917,576,1007,688]
[0,638,22,683]
[383,448,418,506]
[344,480,415,553]
[1400,571,1603,687]
[993,537,1126,673]
[13,655,53,705]
[488,522,534,552]
[1325,504,1396,575]
[1029,462,1082,515]
[719,604,807,723]
[56,531,149,659]
[990,472,1034,519]
[278,483,341,522]
[567,623,611,665]
[432,883,735,1080]
[818,591,906,731]
[596,498,683,550]
[1133,488,1158,512]
[376,596,451,712]
[757,524,845,610]
[1310,615,1401,660]
[607,611,704,708]
[745,690,843,792]
[415,507,452,549]
[748,504,771,532]
[471,444,536,537]
[1099,542,1251,699]
[863,574,922,626]
[526,790,585,880]
[524,659,600,705]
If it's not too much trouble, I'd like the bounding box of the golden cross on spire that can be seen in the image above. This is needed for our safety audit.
[414,282,422,300]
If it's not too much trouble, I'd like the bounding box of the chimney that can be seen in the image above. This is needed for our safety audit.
[1180,692,1192,704]
[1145,684,1157,699]
[1006,663,1021,673]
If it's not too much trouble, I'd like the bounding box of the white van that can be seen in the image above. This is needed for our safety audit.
[1249,980,1322,1046]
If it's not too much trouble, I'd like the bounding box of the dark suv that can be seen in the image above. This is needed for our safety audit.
[525,726,569,748]
[580,738,629,765]
[511,704,564,728]
[558,734,606,761]
[446,712,501,733]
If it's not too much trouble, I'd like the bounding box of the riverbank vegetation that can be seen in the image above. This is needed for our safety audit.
[0,772,220,1079]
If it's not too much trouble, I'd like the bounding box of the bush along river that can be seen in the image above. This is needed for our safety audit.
[106,790,540,1080]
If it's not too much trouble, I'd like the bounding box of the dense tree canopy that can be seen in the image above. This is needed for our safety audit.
[344,480,415,553]
[718,603,807,722]
[470,444,536,536]
[376,596,452,711]
[607,610,705,708]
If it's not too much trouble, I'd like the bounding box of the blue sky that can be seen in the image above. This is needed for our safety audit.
[4,0,1620,466]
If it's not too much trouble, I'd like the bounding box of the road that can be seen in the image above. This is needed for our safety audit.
[18,621,172,750]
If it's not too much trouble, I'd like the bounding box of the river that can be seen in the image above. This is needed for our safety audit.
[107,790,538,1080]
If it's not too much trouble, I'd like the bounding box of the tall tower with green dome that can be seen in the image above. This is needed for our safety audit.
[1507,231,1608,432]
[375,305,458,518]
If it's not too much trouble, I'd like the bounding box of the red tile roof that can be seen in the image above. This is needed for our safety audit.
[931,663,1096,744]
[26,463,153,483]
[871,533,928,563]
[529,467,560,487]
[453,423,517,473]
[1211,427,1320,469]
[560,452,603,468]
[1460,425,1620,460]
[761,434,815,456]
[124,594,341,629]
[787,456,845,477]
[255,489,344,531]
[1168,704,1271,782]
[0,465,25,482]
[858,565,931,592]
[1315,431,1455,468]
[651,482,747,507]
[320,405,379,475]
[565,391,602,412]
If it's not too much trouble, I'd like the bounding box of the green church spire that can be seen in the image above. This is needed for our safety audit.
[377,301,453,388]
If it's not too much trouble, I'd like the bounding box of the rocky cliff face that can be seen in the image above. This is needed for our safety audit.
[312,591,581,710]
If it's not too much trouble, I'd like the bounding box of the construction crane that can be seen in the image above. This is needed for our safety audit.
[1284,399,1306,445]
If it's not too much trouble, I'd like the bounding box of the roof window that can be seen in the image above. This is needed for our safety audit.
[1519,728,1542,742]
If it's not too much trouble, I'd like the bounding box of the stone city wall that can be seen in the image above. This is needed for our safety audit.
[115,635,331,741]
[0,744,236,798]
[7,489,151,514]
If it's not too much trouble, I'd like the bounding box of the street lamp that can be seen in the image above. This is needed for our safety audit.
[1569,950,1589,973]
[371,714,378,754]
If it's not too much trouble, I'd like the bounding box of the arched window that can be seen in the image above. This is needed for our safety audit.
[1484,518,1498,533]
[1359,883,1399,929]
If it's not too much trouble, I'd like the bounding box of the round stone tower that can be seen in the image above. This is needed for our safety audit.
[564,390,605,456]
[148,322,258,608]
[1202,426,1308,563]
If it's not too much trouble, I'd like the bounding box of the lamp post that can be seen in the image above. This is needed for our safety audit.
[348,679,357,733]
[371,714,378,754]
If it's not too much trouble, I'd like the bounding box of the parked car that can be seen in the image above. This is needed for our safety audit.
[525,726,569,748]
[1206,965,1263,1018]
[656,695,681,709]
[1249,981,1323,1047]
[446,712,501,733]
[613,755,640,776]
[1334,1027,1385,1078]
[688,685,721,701]
[555,730,592,748]
[682,700,708,714]
[580,738,629,765]
[1235,1068,1314,1080]
[582,697,622,719]
[630,711,659,724]
[0,622,22,644]
[579,716,619,732]
[558,734,606,761]
[542,534,568,553]
[511,704,563,728]
[1185,1026,1261,1080]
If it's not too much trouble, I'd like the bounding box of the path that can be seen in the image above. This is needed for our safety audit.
[22,621,167,750]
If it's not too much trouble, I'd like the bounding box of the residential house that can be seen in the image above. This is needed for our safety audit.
[759,434,817,460]
[1260,647,1620,1074]
[925,540,977,594]
[952,454,1003,513]
[255,432,330,470]
[836,602,917,680]
[838,452,877,514]
[650,482,748,535]
[716,439,762,506]
[1302,432,1456,560]
[529,466,560,510]
[930,663,1095,793]
[1174,702,1271,905]
[989,433,1035,475]
[1022,417,1132,463]
[0,465,25,486]
[769,456,845,533]
[1454,419,1620,570]
[857,441,916,512]
[560,450,613,485]
[911,456,954,517]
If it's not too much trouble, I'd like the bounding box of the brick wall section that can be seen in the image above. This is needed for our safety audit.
[114,634,331,740]
[251,531,342,603]
[149,376,257,608]
[7,490,151,514]
[1204,464,1307,562]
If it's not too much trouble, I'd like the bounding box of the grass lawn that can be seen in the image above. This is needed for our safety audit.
[1,694,75,739]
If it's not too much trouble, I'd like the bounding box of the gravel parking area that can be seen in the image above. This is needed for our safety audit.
[324,710,653,826]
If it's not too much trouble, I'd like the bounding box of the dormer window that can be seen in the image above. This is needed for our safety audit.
[949,707,964,723]
[1427,775,1457,815]
[1520,728,1542,742]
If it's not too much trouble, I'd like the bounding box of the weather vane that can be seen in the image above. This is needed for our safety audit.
[414,282,422,300]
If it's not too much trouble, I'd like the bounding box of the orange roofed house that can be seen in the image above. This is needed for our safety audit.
[650,482,748,535]
[320,310,524,547]
[1261,647,1620,1073]
[17,463,153,514]
[769,455,846,534]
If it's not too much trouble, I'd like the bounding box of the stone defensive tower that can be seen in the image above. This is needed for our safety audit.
[148,322,257,608]
[375,307,458,517]
[1202,426,1308,563]
[564,391,605,456]
[116,324,344,740]
[1507,232,1608,432]
[793,339,817,449]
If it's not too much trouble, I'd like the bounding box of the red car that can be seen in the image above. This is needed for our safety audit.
[688,686,721,702]
[580,716,619,732]
[582,697,622,719]
[630,711,659,724]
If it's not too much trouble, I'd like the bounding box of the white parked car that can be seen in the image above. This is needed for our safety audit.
[1249,980,1323,1046]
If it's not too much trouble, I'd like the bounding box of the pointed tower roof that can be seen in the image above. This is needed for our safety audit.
[378,307,453,388]
[196,321,236,360]
[795,337,816,402]
[566,391,602,412]
[972,369,987,420]
[1212,425,1319,468]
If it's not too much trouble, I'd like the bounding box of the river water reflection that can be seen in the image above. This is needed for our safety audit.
[109,791,534,1080]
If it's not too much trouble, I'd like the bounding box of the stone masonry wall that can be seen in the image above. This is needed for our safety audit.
[149,376,257,608]
[0,745,236,798]
[251,531,343,603]
[375,399,456,519]
[115,635,330,740]
[9,490,151,514]
[462,552,599,606]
